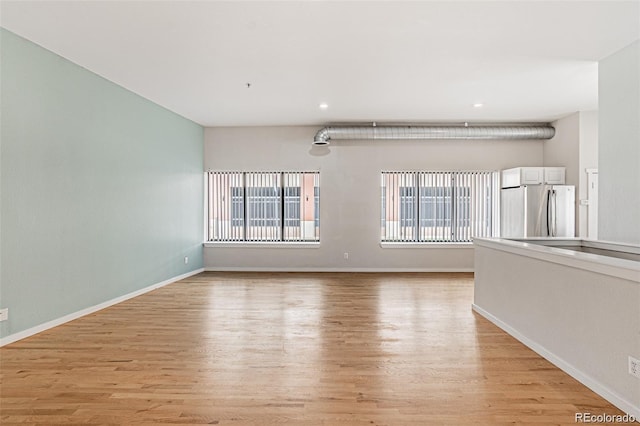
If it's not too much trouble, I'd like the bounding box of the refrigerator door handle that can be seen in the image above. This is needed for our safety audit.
[546,189,552,236]
[552,189,557,237]
[549,189,558,237]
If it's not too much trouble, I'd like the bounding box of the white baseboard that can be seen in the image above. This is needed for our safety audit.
[0,268,205,347]
[472,303,640,420]
[204,267,473,273]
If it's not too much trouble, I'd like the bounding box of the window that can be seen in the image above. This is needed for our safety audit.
[207,171,320,242]
[381,171,499,242]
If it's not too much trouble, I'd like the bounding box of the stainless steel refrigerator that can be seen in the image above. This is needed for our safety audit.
[500,185,575,238]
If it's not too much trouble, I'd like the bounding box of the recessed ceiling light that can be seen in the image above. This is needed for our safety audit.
[473,103,484,108]
[319,103,329,110]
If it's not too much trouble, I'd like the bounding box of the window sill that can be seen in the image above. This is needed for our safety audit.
[204,242,320,248]
[380,242,474,248]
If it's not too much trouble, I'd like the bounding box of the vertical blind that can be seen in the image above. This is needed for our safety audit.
[381,171,499,242]
[207,171,320,242]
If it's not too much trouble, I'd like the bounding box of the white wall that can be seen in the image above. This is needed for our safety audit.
[545,112,598,238]
[474,242,640,418]
[204,126,543,271]
[578,111,599,238]
[545,113,580,189]
[599,40,640,244]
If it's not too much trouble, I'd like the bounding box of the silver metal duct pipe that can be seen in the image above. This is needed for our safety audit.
[312,125,555,145]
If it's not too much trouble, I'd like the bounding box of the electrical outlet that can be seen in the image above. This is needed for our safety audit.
[184,256,189,264]
[343,252,349,260]
[629,356,640,379]
[0,308,8,322]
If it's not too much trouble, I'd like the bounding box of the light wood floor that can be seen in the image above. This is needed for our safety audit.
[0,272,628,425]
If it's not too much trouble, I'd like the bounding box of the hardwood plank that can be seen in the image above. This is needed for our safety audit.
[0,272,630,425]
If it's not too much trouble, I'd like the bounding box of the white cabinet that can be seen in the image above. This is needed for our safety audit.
[502,167,543,187]
[543,167,566,184]
[501,167,565,187]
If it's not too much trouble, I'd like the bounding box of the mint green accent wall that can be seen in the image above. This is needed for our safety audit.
[0,29,204,338]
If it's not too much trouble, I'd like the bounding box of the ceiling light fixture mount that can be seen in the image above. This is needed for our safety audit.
[473,103,484,108]
[319,103,329,110]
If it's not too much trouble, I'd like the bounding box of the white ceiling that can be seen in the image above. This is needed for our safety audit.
[1,1,639,127]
